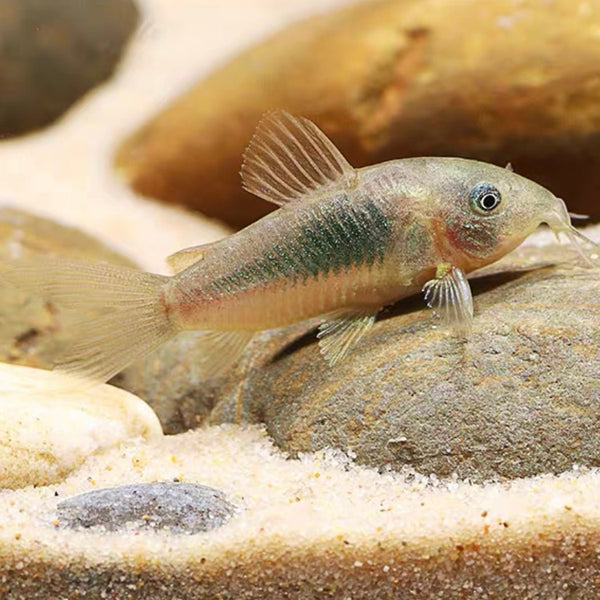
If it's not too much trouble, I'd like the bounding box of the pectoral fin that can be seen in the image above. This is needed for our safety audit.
[317,309,377,366]
[241,111,356,206]
[422,264,473,336]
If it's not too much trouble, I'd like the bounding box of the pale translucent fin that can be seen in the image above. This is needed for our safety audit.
[1,258,177,384]
[317,309,377,366]
[546,197,598,267]
[241,110,355,206]
[192,330,253,378]
[167,243,214,274]
[422,265,473,336]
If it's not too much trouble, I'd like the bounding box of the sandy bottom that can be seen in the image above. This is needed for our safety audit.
[0,425,598,598]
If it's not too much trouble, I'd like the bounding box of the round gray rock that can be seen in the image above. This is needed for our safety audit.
[56,482,235,534]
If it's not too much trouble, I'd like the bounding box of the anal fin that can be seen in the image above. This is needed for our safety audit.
[317,309,377,366]
[422,264,473,336]
[193,330,254,378]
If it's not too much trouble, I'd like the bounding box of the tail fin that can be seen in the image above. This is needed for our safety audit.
[1,258,177,384]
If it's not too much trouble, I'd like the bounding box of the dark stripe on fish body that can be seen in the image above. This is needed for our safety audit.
[208,196,392,295]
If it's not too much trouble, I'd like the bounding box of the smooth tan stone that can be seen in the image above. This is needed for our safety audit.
[0,363,162,489]
[209,228,600,483]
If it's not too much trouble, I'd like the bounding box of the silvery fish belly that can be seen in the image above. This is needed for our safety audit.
[3,111,597,384]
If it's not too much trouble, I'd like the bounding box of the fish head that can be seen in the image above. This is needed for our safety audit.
[432,158,597,269]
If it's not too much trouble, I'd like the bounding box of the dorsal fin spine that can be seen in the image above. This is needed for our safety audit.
[264,135,313,192]
[266,128,316,187]
[272,119,326,186]
[255,150,303,196]
[304,119,347,175]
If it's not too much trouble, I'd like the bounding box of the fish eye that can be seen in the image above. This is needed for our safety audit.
[469,183,502,214]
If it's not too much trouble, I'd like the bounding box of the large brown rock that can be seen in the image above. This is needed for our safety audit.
[210,235,600,482]
[0,0,138,137]
[111,332,224,434]
[115,0,600,228]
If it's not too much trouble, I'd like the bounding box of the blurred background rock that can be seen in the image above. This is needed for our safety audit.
[0,0,139,137]
[115,0,600,228]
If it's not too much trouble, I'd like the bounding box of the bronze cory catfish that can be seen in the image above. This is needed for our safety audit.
[11,112,597,383]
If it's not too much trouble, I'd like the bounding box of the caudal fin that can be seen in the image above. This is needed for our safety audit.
[2,258,177,384]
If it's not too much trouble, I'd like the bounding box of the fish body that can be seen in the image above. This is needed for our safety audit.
[6,112,597,383]
[170,168,412,332]
[168,155,571,332]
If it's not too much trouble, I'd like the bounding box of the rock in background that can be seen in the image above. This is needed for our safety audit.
[111,332,226,434]
[0,0,139,137]
[115,0,600,228]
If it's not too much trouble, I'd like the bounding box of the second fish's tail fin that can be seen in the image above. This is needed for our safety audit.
[1,258,177,384]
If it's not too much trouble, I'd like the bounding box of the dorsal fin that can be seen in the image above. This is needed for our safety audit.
[241,110,355,206]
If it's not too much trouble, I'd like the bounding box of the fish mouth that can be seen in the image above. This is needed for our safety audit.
[544,197,598,267]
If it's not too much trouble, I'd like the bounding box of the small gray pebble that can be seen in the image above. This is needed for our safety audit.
[56,482,235,534]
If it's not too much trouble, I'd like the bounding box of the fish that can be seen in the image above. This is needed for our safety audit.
[4,111,598,384]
